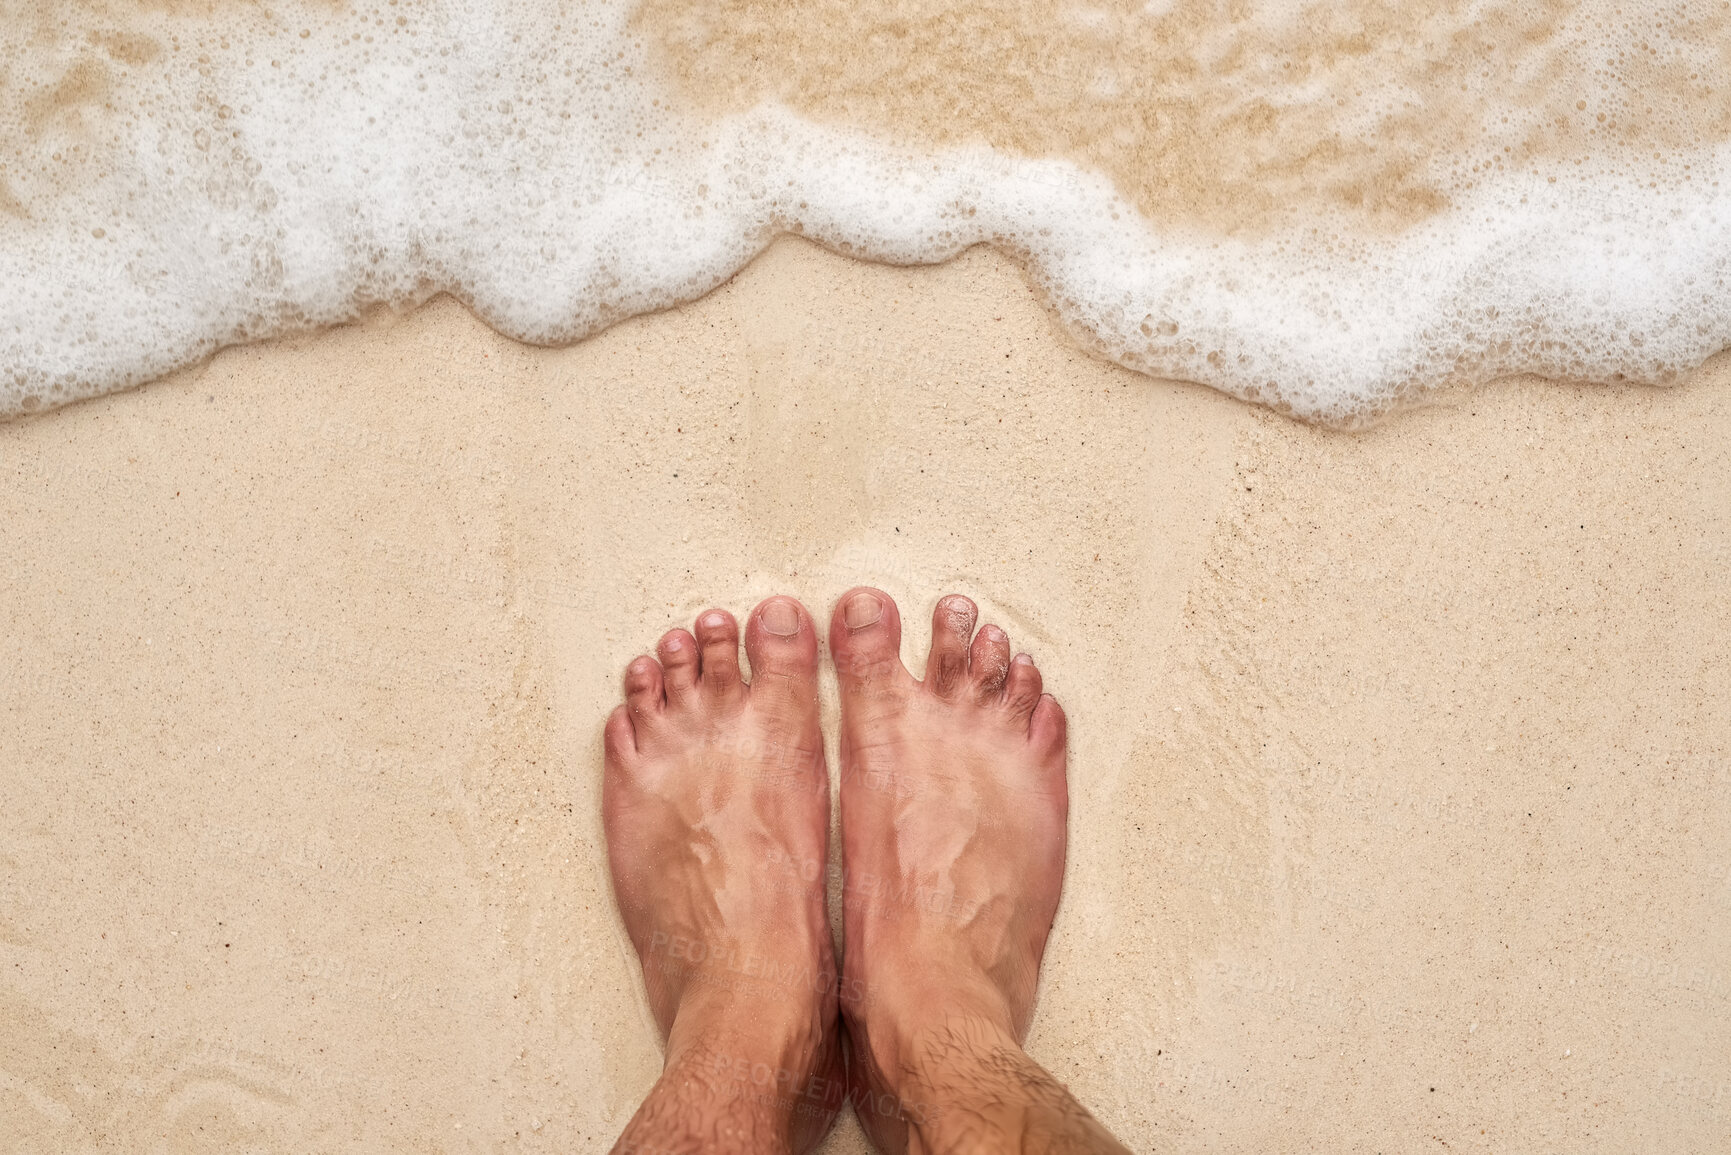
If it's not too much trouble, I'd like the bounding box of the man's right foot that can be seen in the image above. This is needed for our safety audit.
[830,588,1071,1150]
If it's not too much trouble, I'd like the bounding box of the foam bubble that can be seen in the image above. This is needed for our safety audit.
[2,0,1728,423]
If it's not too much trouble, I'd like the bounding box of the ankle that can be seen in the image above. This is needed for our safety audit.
[846,969,1016,1095]
[848,1009,1025,1149]
[644,994,843,1154]
[669,987,834,1082]
[850,1012,1131,1155]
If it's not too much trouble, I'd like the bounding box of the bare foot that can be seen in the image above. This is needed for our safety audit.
[603,597,843,1155]
[832,589,1129,1153]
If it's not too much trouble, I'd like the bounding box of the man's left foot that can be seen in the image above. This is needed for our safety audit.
[604,596,843,1154]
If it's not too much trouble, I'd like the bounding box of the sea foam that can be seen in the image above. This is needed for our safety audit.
[3,0,1729,423]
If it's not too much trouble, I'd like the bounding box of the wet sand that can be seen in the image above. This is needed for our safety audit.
[2,238,1729,1150]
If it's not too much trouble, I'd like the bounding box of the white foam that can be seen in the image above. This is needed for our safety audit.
[3,0,1728,423]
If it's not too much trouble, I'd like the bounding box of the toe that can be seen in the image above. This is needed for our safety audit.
[829,587,911,696]
[744,595,821,704]
[657,628,700,699]
[623,655,664,724]
[601,705,639,832]
[925,594,978,699]
[603,703,637,763]
[1030,693,1068,758]
[970,623,1012,703]
[693,609,743,697]
[1003,652,1044,722]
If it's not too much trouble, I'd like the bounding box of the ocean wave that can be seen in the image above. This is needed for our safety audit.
[3,0,1727,423]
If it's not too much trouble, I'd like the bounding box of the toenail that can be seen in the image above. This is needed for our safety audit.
[845,592,883,629]
[761,600,800,636]
[700,611,729,631]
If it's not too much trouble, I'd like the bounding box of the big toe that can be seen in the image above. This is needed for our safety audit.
[743,596,821,708]
[829,587,909,695]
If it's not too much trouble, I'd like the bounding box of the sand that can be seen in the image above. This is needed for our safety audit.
[2,238,1729,1151]
[635,0,1731,235]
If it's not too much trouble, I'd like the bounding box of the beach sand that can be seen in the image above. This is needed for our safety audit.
[3,237,1729,1150]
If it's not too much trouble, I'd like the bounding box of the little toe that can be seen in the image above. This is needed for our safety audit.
[600,705,640,834]
[744,596,821,706]
[970,623,1012,703]
[623,655,664,724]
[656,628,700,700]
[1003,652,1044,722]
[830,587,910,696]
[603,703,637,764]
[693,609,743,697]
[1030,693,1068,759]
[925,594,978,699]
